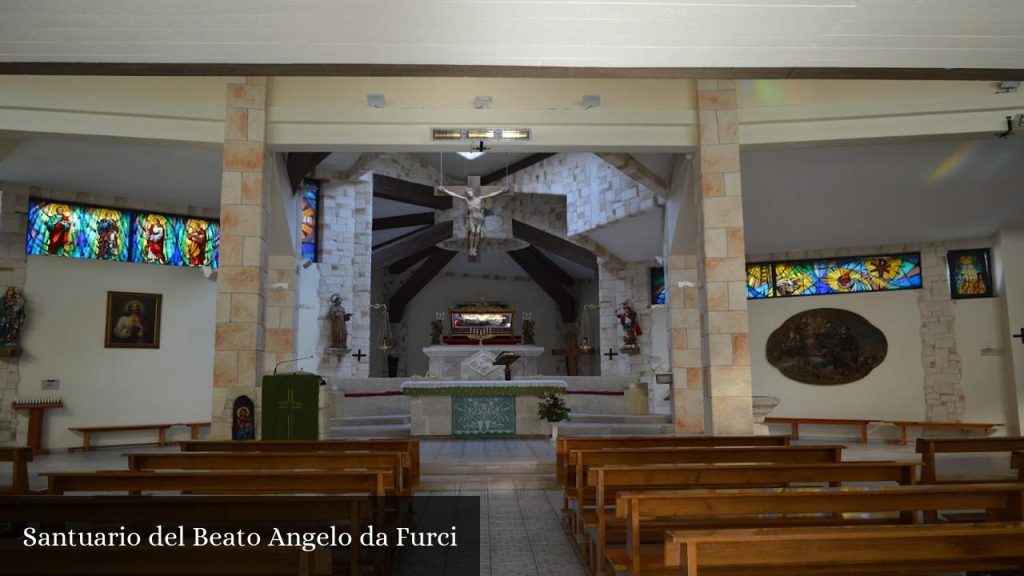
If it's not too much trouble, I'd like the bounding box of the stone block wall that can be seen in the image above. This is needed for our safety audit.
[599,261,656,382]
[264,255,297,372]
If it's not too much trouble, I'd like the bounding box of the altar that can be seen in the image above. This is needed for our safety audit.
[402,380,565,437]
[423,345,545,380]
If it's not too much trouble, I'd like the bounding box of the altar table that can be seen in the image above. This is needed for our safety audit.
[402,379,565,437]
[422,345,545,380]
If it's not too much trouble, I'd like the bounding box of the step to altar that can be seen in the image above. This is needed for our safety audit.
[560,413,673,436]
[329,414,411,438]
[419,460,556,490]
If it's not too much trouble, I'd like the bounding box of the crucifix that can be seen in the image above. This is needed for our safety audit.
[277,388,304,440]
[553,333,590,376]
[352,349,367,362]
[1013,329,1024,344]
[435,176,510,261]
[604,347,619,361]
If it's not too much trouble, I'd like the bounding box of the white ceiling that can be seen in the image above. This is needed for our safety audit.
[584,208,666,262]
[2,1,1023,71]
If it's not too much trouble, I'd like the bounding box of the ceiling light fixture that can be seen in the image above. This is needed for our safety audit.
[997,81,1020,94]
[582,94,601,109]
[473,96,493,109]
[457,151,486,160]
[366,94,385,108]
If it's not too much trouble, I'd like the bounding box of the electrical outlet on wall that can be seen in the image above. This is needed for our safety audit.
[42,378,60,390]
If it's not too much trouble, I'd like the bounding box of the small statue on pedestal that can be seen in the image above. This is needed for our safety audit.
[430,312,444,345]
[327,294,352,351]
[0,286,26,354]
[616,301,642,355]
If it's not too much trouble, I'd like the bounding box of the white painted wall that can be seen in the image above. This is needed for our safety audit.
[404,274,562,378]
[18,256,216,449]
[996,228,1024,434]
[750,288,1015,439]
[295,264,322,374]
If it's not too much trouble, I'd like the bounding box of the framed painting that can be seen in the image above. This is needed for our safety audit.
[104,291,162,349]
[947,248,993,299]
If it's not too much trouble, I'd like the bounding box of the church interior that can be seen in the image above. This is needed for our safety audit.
[2,2,1024,575]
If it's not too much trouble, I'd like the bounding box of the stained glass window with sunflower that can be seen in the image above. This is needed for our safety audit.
[300,179,320,263]
[947,248,993,299]
[746,253,922,299]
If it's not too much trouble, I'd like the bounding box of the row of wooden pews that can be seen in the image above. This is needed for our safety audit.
[557,434,1024,576]
[2,439,421,576]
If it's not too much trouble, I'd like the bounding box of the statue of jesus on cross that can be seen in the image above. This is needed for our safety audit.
[436,175,510,258]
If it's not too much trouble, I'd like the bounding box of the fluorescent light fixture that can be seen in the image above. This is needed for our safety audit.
[457,151,486,160]
[431,128,532,141]
[366,94,385,108]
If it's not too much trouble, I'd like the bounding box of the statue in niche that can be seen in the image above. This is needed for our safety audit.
[0,286,26,348]
[436,176,509,257]
[327,294,352,350]
[766,308,888,385]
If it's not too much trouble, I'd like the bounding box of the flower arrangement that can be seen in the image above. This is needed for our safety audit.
[537,391,570,423]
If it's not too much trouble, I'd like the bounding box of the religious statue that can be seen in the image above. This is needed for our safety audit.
[436,176,509,257]
[328,293,352,350]
[0,287,25,348]
[616,302,642,353]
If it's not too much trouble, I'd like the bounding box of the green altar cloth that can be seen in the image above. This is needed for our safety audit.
[261,373,322,440]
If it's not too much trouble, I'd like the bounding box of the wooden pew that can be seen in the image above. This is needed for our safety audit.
[556,435,791,487]
[180,440,420,489]
[0,446,32,494]
[126,451,409,494]
[1014,450,1023,480]
[568,444,843,533]
[611,483,1024,576]
[916,436,1024,483]
[663,522,1024,576]
[584,461,919,573]
[42,469,394,497]
[68,424,173,452]
[0,543,331,575]
[890,419,1001,445]
[764,417,871,443]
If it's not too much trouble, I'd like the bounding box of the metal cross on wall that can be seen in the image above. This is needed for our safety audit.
[1013,329,1024,344]
[352,349,367,362]
[604,348,619,361]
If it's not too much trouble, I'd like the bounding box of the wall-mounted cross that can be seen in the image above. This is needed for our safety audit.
[352,349,367,362]
[1013,329,1024,344]
[604,348,619,361]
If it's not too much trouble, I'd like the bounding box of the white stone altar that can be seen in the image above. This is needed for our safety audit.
[402,379,565,437]
[423,345,545,380]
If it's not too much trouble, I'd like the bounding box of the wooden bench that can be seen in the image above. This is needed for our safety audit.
[0,542,331,576]
[68,422,211,452]
[766,416,1002,444]
[180,439,421,489]
[556,435,791,487]
[42,469,395,497]
[0,446,32,494]
[568,445,844,534]
[584,461,919,573]
[1014,450,1023,480]
[126,450,410,494]
[612,483,1024,576]
[663,522,1024,576]
[916,436,1024,483]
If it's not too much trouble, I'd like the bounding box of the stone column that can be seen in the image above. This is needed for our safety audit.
[264,255,298,373]
[917,245,965,422]
[695,80,753,435]
[668,254,703,432]
[211,77,270,439]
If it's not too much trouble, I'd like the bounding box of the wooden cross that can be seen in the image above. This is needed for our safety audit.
[604,347,619,361]
[352,349,367,361]
[552,332,589,376]
[1013,329,1024,344]
[277,388,303,440]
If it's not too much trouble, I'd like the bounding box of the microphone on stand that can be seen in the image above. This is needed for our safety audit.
[273,355,315,375]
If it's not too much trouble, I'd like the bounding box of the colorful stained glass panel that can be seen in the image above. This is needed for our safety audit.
[947,249,993,299]
[747,253,922,299]
[300,179,319,262]
[27,200,130,262]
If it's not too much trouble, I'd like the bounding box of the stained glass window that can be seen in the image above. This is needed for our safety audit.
[27,199,218,269]
[300,179,320,262]
[746,253,922,299]
[947,248,993,299]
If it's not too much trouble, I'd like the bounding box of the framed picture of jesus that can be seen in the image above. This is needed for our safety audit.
[104,291,162,349]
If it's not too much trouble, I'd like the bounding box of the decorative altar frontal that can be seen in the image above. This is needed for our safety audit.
[402,380,565,437]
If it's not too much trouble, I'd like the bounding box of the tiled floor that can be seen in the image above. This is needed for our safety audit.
[2,437,1017,576]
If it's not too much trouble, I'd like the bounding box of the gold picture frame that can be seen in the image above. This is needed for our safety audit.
[104,291,162,349]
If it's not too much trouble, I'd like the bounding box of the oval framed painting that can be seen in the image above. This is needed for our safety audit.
[766,308,887,385]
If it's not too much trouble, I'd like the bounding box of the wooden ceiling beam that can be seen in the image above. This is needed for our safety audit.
[525,246,575,286]
[480,153,557,185]
[373,174,452,210]
[372,220,453,267]
[387,246,436,275]
[508,248,576,323]
[511,219,597,276]
[373,212,435,231]
[286,152,330,194]
[389,249,457,322]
